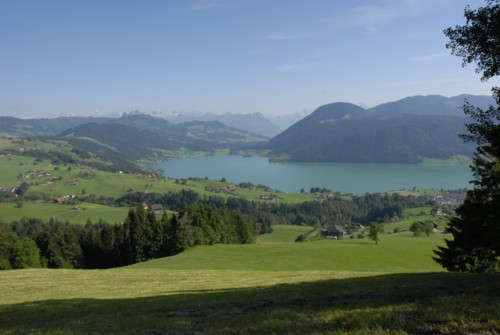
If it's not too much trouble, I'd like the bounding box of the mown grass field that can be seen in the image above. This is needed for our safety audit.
[1,225,498,334]
[133,228,446,272]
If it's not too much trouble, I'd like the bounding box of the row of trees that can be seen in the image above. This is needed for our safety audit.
[0,203,255,269]
[116,189,434,231]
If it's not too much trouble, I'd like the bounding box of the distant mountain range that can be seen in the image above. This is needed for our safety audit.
[0,112,268,162]
[265,94,496,163]
[0,94,496,164]
[163,111,282,138]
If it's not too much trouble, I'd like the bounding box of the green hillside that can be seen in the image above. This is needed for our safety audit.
[0,225,497,334]
[0,138,316,224]
[131,225,445,273]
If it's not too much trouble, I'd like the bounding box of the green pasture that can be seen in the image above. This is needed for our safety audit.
[0,138,72,152]
[0,155,125,197]
[27,165,159,198]
[132,235,446,273]
[0,201,130,224]
[0,225,497,334]
[257,224,313,243]
[0,155,46,189]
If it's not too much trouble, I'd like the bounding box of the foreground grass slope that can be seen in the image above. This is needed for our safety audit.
[2,226,497,334]
[1,269,498,334]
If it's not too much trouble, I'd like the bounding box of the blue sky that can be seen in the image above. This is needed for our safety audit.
[1,0,498,118]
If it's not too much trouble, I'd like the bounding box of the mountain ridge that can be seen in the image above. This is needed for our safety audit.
[264,96,493,163]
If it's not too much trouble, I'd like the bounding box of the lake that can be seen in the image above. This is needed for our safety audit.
[151,156,473,194]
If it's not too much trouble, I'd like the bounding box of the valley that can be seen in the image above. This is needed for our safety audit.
[3,0,500,333]
[0,95,498,334]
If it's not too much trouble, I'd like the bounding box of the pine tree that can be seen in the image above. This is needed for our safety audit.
[0,222,14,270]
[434,0,500,272]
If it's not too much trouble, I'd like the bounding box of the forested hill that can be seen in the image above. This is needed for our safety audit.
[58,114,268,161]
[266,100,477,163]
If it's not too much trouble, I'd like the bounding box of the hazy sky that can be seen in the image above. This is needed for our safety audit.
[1,0,498,118]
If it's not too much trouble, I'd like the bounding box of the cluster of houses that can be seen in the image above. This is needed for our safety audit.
[430,191,466,209]
[257,194,278,201]
[52,194,77,204]
[313,191,345,199]
[215,184,237,193]
[25,170,52,178]
[23,170,57,186]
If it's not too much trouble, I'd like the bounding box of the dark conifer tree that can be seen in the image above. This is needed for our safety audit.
[434,0,500,272]
[166,213,184,255]
[0,222,14,270]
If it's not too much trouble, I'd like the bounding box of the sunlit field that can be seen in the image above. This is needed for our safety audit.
[2,225,497,334]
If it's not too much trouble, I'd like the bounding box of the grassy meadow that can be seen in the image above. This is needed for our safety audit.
[1,225,499,334]
[0,201,130,224]
[133,229,446,273]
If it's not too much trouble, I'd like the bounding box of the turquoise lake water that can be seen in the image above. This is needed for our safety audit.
[152,156,472,194]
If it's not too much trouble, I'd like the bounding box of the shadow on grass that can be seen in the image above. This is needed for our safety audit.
[1,272,499,334]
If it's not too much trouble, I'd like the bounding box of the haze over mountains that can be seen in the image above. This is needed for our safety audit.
[0,94,496,164]
[161,111,282,138]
